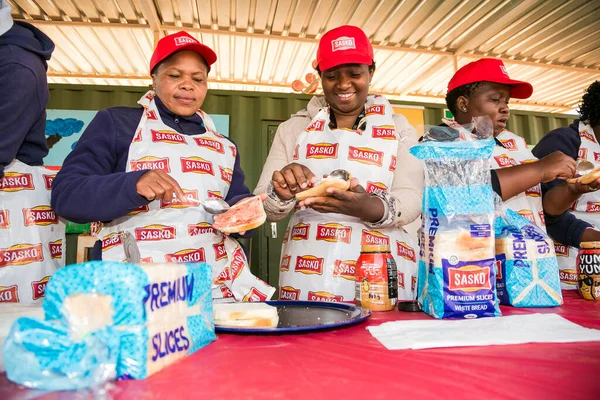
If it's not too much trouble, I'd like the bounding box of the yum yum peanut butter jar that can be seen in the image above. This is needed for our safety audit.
[576,242,600,300]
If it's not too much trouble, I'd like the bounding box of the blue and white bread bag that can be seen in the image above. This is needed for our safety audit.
[495,209,563,307]
[3,261,215,390]
[410,120,501,319]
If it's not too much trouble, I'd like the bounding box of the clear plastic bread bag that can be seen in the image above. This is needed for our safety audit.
[2,262,140,391]
[3,316,120,391]
[3,261,216,391]
[494,196,563,307]
[409,117,501,319]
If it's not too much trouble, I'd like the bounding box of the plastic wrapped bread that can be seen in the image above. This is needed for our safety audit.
[418,220,499,319]
[421,228,495,266]
[0,304,44,373]
[411,119,500,319]
[495,210,563,307]
[4,261,215,389]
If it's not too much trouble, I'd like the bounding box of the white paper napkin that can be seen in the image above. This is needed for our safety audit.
[367,313,600,350]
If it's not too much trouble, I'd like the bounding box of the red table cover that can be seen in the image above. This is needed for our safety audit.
[2,291,600,400]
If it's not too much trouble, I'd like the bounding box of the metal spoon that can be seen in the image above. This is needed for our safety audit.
[122,231,141,263]
[174,194,230,214]
[576,160,595,176]
[328,169,351,181]
[198,197,231,214]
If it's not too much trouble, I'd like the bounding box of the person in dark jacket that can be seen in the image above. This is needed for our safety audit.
[533,81,600,289]
[0,1,54,177]
[51,31,273,302]
[0,1,65,304]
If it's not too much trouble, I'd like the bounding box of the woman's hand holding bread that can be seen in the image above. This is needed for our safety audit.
[301,178,385,222]
[271,163,318,200]
[536,151,576,182]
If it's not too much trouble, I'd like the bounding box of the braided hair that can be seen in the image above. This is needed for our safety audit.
[579,81,600,126]
[445,82,486,116]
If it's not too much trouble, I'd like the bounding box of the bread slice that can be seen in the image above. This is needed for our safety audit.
[214,317,279,328]
[214,302,278,320]
[212,196,267,234]
[295,176,351,201]
[214,302,279,328]
[567,166,600,184]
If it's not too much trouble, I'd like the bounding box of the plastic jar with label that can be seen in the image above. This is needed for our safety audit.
[576,241,600,301]
[355,242,398,311]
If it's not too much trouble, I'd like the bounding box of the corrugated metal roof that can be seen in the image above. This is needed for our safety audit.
[8,0,600,113]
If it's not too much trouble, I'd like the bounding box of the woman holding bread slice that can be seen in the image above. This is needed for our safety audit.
[443,59,600,252]
[254,25,423,302]
[532,81,600,289]
[52,31,274,302]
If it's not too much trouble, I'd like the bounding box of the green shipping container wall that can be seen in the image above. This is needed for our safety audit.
[48,84,578,287]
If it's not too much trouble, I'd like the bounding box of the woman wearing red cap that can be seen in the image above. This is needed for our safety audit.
[51,31,274,302]
[443,59,600,248]
[255,25,423,302]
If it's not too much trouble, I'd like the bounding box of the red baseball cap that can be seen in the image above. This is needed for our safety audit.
[316,25,373,72]
[447,58,533,99]
[149,31,217,74]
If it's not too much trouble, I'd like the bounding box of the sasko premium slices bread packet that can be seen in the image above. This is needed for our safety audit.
[410,118,500,319]
[495,208,563,307]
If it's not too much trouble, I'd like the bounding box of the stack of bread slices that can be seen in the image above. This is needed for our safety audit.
[214,302,279,328]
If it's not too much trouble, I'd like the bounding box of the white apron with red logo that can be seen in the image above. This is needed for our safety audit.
[555,121,600,289]
[492,130,546,230]
[98,91,274,302]
[443,120,545,230]
[279,96,418,302]
[0,160,65,304]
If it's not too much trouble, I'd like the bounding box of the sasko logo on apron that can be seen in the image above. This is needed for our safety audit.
[279,96,418,302]
[0,160,66,303]
[98,91,274,302]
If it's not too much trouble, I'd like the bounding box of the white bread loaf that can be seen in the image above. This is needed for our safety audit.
[40,261,215,380]
[422,229,495,267]
[495,231,562,306]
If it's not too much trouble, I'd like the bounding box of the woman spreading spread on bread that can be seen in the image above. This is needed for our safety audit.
[443,59,600,250]
[254,26,423,302]
[532,81,600,288]
[52,32,273,301]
